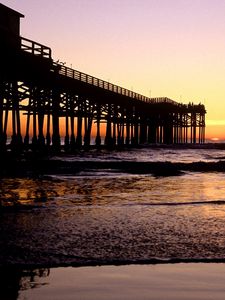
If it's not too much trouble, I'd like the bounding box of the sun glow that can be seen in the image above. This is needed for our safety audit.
[210,137,220,141]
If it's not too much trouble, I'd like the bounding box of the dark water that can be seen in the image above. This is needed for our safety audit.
[1,147,225,267]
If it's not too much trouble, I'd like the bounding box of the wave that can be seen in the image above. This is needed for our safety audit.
[6,256,225,268]
[74,257,225,267]
[3,158,225,178]
[125,200,225,207]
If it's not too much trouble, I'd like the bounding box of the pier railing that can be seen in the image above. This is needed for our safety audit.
[20,37,52,59]
[19,36,180,106]
[56,63,178,106]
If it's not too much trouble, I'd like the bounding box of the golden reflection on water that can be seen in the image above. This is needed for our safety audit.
[1,172,225,208]
[0,178,58,207]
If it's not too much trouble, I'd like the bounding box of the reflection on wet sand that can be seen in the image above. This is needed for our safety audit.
[12,264,225,300]
[0,178,59,208]
[1,172,225,209]
[0,268,49,300]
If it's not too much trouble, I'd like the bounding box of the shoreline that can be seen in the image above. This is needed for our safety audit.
[2,257,225,269]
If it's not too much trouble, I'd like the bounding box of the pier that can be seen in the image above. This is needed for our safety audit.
[0,4,206,153]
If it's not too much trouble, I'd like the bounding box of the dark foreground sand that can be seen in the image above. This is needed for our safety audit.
[16,263,225,300]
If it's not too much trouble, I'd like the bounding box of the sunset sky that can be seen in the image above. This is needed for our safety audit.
[2,0,225,140]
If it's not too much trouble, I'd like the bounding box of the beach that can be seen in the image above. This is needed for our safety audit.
[5,263,225,300]
[1,147,225,298]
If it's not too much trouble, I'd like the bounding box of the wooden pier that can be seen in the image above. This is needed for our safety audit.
[0,4,206,153]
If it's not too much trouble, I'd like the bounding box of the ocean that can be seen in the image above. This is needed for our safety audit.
[1,146,225,298]
[1,146,225,264]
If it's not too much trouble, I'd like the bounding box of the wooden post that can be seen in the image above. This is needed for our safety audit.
[52,88,61,151]
[24,94,31,147]
[11,82,22,151]
[64,94,70,150]
[37,89,45,150]
[140,118,147,144]
[0,83,5,150]
[125,116,130,146]
[32,89,37,149]
[76,101,83,148]
[46,93,51,148]
[95,104,101,146]
[105,104,113,147]
[70,96,76,150]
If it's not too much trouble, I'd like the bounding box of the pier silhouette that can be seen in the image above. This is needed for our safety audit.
[0,4,206,153]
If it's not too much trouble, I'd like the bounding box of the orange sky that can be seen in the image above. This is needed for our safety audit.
[2,0,225,141]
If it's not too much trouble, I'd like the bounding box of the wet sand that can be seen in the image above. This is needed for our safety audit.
[16,263,225,300]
